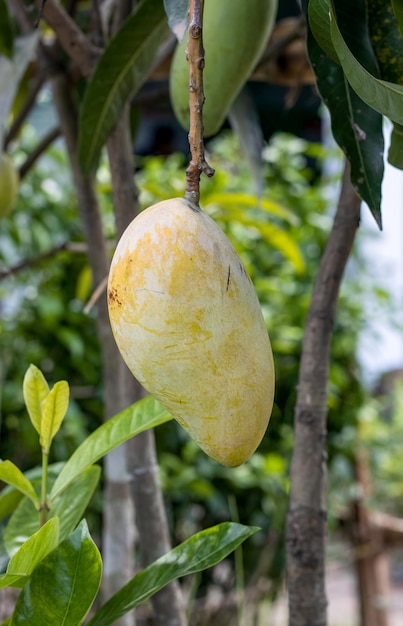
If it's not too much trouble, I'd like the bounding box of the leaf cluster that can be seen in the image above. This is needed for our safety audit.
[0,367,256,624]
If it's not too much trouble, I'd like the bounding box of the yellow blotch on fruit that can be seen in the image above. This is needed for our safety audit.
[0,153,19,218]
[108,198,275,466]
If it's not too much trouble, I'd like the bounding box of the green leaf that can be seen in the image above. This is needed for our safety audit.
[205,192,298,224]
[22,364,49,436]
[10,520,102,626]
[392,0,403,37]
[206,196,305,273]
[50,396,172,502]
[308,0,339,64]
[0,0,14,58]
[0,518,60,589]
[0,461,39,509]
[78,0,169,173]
[368,0,403,169]
[388,122,403,168]
[3,466,100,557]
[40,380,69,452]
[87,523,258,626]
[164,0,189,42]
[0,463,64,520]
[3,497,40,558]
[51,466,101,543]
[308,0,384,228]
[329,0,403,125]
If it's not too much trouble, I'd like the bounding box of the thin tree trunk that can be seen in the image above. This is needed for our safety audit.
[51,74,135,625]
[286,162,361,626]
[106,107,187,626]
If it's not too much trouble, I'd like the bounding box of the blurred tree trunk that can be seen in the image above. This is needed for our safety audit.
[106,108,187,626]
[50,74,136,626]
[286,162,361,626]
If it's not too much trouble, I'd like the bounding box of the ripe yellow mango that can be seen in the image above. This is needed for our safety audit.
[108,198,275,466]
[169,0,278,137]
[0,153,19,218]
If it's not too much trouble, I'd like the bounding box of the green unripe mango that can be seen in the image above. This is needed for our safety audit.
[0,153,19,218]
[170,0,278,137]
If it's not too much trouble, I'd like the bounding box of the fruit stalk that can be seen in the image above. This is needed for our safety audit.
[185,0,214,205]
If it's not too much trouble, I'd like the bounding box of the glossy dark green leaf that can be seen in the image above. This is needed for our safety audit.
[368,0,403,169]
[51,465,101,543]
[328,0,403,124]
[50,396,172,502]
[0,0,14,58]
[87,523,258,626]
[164,0,189,41]
[10,520,102,626]
[78,0,169,173]
[308,0,384,228]
[392,0,403,37]
[0,518,59,589]
[3,497,40,558]
[308,0,339,63]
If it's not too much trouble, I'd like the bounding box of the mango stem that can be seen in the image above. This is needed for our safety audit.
[185,0,215,206]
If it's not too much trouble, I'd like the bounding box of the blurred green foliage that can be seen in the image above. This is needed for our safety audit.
[0,127,394,596]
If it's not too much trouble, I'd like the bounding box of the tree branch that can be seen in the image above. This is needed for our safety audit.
[286,161,361,626]
[0,241,71,280]
[34,0,100,76]
[18,126,61,179]
[185,0,214,205]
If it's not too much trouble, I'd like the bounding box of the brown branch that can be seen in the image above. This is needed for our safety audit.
[34,0,100,77]
[185,0,214,205]
[286,161,361,626]
[18,126,61,180]
[0,240,80,280]
[4,74,47,148]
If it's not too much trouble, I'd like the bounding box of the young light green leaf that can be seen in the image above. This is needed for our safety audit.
[78,0,169,174]
[329,0,403,125]
[0,461,39,509]
[205,192,298,223]
[22,364,49,436]
[0,518,60,589]
[0,463,64,521]
[40,380,69,452]
[87,523,258,626]
[49,396,172,502]
[10,520,102,626]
